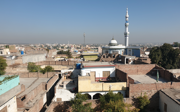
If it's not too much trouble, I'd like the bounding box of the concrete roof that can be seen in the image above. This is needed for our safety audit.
[19,78,37,89]
[128,75,168,84]
[83,62,115,67]
[161,89,180,105]
[17,78,49,97]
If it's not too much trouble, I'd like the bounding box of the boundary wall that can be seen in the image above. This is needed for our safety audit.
[129,82,180,109]
[36,61,78,66]
[7,72,58,78]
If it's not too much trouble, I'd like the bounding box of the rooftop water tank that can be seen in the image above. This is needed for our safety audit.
[21,51,24,55]
[76,63,81,69]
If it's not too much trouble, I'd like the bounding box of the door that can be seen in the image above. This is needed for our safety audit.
[90,71,96,82]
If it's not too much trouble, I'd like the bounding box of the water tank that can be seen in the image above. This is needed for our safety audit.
[21,51,24,55]
[76,63,81,69]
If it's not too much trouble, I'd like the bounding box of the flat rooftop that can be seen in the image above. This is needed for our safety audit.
[83,62,115,67]
[161,88,180,105]
[18,78,49,97]
[128,75,168,84]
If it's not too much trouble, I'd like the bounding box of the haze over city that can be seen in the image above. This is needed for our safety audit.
[0,0,180,44]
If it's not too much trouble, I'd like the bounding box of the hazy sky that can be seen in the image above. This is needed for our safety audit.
[0,0,180,44]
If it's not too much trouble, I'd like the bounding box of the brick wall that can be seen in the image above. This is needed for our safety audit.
[116,64,155,75]
[154,65,180,82]
[17,82,46,108]
[25,93,46,112]
[128,77,134,86]
[46,75,59,91]
[36,61,77,66]
[116,69,127,82]
[129,82,180,109]
[17,72,58,78]
[26,82,46,103]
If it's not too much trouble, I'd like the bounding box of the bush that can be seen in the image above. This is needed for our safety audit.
[100,91,125,112]
[57,50,72,58]
[27,62,40,72]
[40,66,54,74]
[0,56,7,75]
[137,95,150,112]
[71,93,93,112]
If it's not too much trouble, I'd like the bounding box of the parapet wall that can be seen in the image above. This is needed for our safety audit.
[6,72,58,78]
[47,75,59,91]
[36,61,78,66]
[22,54,47,63]
[24,92,46,112]
[78,76,126,92]
[0,75,19,95]
[116,64,155,75]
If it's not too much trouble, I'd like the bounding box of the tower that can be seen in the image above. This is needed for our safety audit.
[124,8,130,46]
[83,33,86,46]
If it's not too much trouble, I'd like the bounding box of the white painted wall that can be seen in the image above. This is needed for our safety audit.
[0,96,17,112]
[43,93,47,105]
[159,91,180,112]
[81,66,115,77]
[81,90,126,99]
[102,49,125,55]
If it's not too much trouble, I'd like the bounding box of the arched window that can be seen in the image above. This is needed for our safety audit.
[84,93,91,100]
[93,93,102,99]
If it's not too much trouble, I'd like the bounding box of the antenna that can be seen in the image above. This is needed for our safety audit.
[83,33,86,46]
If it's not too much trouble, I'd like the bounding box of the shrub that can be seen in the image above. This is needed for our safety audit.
[40,66,54,74]
[71,93,93,112]
[0,56,7,75]
[137,95,150,112]
[27,62,40,72]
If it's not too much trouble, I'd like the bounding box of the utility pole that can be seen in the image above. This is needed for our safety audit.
[83,33,86,46]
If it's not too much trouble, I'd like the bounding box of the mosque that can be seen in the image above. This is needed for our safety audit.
[102,8,140,57]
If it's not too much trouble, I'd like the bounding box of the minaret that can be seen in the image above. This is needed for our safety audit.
[124,8,130,46]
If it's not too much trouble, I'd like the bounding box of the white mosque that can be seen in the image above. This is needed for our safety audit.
[102,8,140,57]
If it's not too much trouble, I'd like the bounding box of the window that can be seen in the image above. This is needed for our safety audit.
[103,71,110,77]
[164,103,167,112]
[21,96,26,101]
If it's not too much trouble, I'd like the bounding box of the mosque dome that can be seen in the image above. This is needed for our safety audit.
[109,38,118,46]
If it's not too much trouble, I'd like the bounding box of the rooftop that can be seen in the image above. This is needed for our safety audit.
[128,75,168,84]
[83,62,115,67]
[18,78,49,97]
[161,88,180,105]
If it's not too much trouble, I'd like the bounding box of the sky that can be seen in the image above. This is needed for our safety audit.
[0,0,180,44]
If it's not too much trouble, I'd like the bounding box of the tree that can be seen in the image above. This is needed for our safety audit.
[40,66,54,74]
[0,56,7,75]
[99,91,126,112]
[57,50,72,58]
[137,95,150,112]
[149,43,180,69]
[27,62,40,72]
[71,93,93,112]
[173,42,180,47]
[67,50,72,58]
[57,50,68,54]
